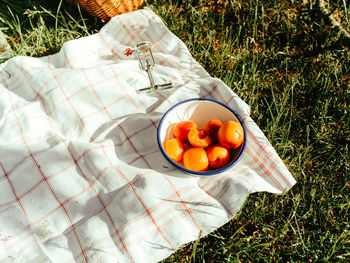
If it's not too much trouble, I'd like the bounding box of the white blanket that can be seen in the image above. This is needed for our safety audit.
[0,8,296,263]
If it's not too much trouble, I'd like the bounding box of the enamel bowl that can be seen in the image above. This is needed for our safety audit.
[157,98,246,176]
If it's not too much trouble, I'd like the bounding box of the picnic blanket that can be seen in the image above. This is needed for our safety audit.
[0,8,296,263]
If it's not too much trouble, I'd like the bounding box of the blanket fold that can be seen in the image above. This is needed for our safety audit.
[0,8,296,263]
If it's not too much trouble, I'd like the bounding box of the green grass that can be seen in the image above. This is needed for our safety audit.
[1,0,349,262]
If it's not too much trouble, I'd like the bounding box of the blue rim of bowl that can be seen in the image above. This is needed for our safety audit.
[157,98,247,176]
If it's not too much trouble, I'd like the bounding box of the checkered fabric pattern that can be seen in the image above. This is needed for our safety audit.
[0,8,296,263]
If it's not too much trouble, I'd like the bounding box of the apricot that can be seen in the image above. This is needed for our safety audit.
[204,119,223,141]
[163,138,185,162]
[217,121,244,149]
[206,145,231,169]
[188,128,213,148]
[173,120,197,142]
[183,148,209,172]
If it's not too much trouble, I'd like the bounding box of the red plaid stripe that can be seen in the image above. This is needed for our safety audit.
[12,161,256,262]
[7,52,179,260]
[81,64,177,250]
[93,23,202,240]
[47,74,135,261]
[0,9,295,263]
[15,59,132,261]
[199,82,292,190]
[98,30,123,61]
[107,18,203,233]
[53,180,209,262]
[245,127,292,189]
[50,69,94,140]
[2,75,89,262]
[4,57,282,263]
[0,162,30,220]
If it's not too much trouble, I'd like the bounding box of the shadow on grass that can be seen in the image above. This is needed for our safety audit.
[0,0,105,57]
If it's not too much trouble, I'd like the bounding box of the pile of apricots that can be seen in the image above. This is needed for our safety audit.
[163,119,244,172]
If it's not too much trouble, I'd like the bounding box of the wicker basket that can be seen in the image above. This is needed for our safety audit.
[72,0,145,20]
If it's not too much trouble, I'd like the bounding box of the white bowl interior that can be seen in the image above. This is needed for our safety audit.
[159,100,245,174]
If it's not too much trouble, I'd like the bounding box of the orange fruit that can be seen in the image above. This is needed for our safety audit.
[206,145,231,169]
[183,148,209,172]
[204,119,223,141]
[217,120,244,149]
[188,128,213,148]
[173,121,197,142]
[163,138,185,162]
